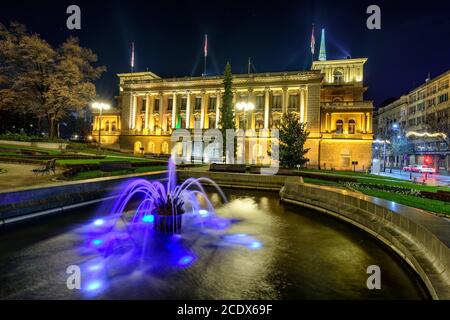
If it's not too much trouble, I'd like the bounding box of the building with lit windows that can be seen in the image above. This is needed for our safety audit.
[376,70,450,172]
[92,36,374,170]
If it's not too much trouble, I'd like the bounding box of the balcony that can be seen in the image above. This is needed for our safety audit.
[321,101,373,110]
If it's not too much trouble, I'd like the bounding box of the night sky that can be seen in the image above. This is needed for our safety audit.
[1,0,450,107]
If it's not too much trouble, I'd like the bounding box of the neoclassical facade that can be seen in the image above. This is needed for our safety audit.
[93,58,374,170]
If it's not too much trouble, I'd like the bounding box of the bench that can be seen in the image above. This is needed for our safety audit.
[209,163,247,173]
[32,159,57,175]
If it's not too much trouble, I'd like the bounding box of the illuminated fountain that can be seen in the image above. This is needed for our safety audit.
[108,158,227,235]
[79,158,262,296]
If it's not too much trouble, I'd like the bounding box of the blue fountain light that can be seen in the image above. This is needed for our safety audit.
[79,157,264,298]
[93,219,104,226]
[178,255,194,266]
[88,264,103,272]
[92,239,103,246]
[142,215,155,223]
[86,281,102,291]
[249,241,262,249]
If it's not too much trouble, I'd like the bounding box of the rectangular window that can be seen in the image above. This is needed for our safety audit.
[154,99,160,111]
[289,95,298,109]
[438,93,449,104]
[256,96,264,110]
[180,98,187,111]
[194,97,202,111]
[208,97,216,111]
[272,95,281,109]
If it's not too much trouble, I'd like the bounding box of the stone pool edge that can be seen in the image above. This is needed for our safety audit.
[280,180,450,300]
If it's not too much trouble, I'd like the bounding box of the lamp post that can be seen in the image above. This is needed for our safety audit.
[235,101,255,164]
[92,102,111,152]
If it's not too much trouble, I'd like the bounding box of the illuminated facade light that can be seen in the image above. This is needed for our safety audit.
[406,131,447,140]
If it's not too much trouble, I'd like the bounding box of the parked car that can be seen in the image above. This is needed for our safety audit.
[415,165,436,174]
[403,165,416,172]
[403,165,435,174]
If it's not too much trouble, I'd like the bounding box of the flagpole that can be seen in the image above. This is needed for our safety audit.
[203,35,208,76]
[204,55,207,77]
[311,24,315,67]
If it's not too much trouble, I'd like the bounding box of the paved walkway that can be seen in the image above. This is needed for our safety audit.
[0,163,61,192]
[376,169,450,187]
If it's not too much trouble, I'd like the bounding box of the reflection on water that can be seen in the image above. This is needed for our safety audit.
[0,188,429,300]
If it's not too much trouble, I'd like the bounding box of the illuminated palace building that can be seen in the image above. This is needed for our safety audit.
[376,70,450,171]
[93,36,374,170]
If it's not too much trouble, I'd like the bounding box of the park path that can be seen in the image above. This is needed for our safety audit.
[0,163,61,192]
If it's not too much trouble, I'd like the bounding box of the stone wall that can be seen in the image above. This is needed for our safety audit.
[280,181,450,300]
[0,171,167,227]
[178,170,303,190]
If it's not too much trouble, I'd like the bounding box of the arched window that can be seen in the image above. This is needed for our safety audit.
[105,120,110,132]
[209,116,216,129]
[272,116,281,129]
[134,141,142,155]
[348,119,356,134]
[336,120,344,134]
[239,115,246,130]
[111,121,117,131]
[162,142,169,154]
[255,118,264,129]
[333,69,344,84]
[340,148,351,168]
[148,142,155,153]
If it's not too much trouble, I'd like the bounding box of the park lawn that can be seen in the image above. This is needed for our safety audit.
[355,188,450,216]
[302,177,342,187]
[301,174,450,215]
[68,165,167,181]
[0,143,62,155]
[355,177,448,192]
[301,168,448,192]
[301,168,406,181]
[57,156,151,165]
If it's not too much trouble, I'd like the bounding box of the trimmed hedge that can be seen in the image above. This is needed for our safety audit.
[0,132,67,143]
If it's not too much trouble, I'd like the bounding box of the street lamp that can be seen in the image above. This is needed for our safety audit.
[235,101,255,164]
[92,102,111,152]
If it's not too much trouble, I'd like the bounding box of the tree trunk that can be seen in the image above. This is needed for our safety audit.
[48,115,55,140]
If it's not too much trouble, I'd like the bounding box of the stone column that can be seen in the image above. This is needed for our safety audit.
[264,88,270,129]
[300,88,306,123]
[161,94,168,132]
[130,94,137,130]
[171,92,177,129]
[158,93,164,132]
[148,95,155,132]
[361,113,366,133]
[367,112,372,133]
[200,90,207,129]
[365,112,370,133]
[325,113,329,132]
[281,87,288,114]
[186,91,191,129]
[215,91,221,128]
[145,94,150,130]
